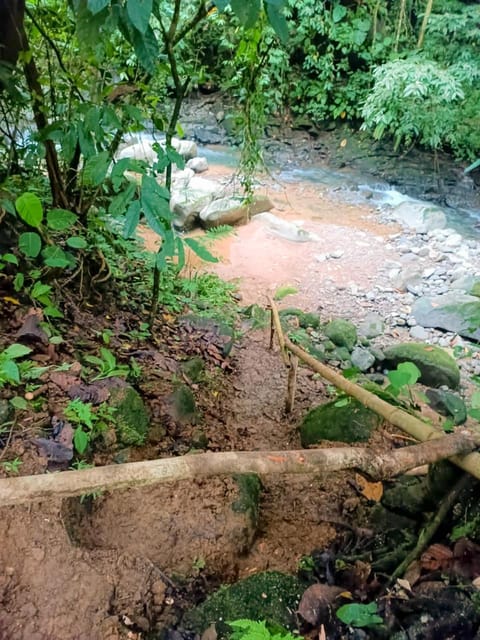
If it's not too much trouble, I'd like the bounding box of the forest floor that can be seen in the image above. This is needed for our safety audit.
[0,144,478,637]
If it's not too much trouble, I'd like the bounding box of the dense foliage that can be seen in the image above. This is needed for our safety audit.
[0,0,479,327]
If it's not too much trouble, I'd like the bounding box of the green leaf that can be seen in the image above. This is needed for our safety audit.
[231,0,261,28]
[336,602,383,627]
[471,391,480,409]
[30,282,52,299]
[465,159,480,174]
[442,418,455,433]
[124,200,141,238]
[184,238,219,263]
[109,182,136,216]
[42,245,71,268]
[66,236,88,249]
[213,0,229,9]
[18,232,42,258]
[2,253,18,265]
[126,0,152,34]
[13,273,24,291]
[15,192,43,228]
[141,175,172,236]
[0,360,20,384]
[10,396,28,410]
[131,25,159,74]
[265,0,289,43]
[2,344,32,360]
[43,306,64,319]
[74,427,89,454]
[87,0,110,14]
[334,397,350,407]
[332,3,347,22]
[47,208,78,231]
[82,150,111,186]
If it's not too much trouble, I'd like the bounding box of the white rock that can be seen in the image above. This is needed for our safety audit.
[186,157,209,173]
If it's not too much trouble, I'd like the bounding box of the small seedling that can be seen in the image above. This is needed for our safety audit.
[65,398,115,454]
[386,361,421,405]
[0,343,33,387]
[1,458,22,474]
[228,619,296,640]
[84,347,130,381]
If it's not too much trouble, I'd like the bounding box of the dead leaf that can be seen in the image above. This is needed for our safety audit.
[403,560,422,587]
[355,473,383,501]
[16,309,49,346]
[298,583,344,625]
[420,544,453,571]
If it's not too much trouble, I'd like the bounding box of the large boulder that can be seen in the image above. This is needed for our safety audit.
[412,293,480,341]
[383,342,460,389]
[171,177,222,230]
[254,212,319,242]
[389,201,446,233]
[199,194,274,229]
[300,399,381,446]
[324,318,358,351]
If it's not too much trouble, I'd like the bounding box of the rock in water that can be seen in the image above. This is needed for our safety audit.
[412,293,480,341]
[383,342,460,389]
[390,201,446,233]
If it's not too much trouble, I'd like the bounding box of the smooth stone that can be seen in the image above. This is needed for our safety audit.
[412,293,480,341]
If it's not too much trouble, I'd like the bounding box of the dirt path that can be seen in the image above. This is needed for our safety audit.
[0,170,401,640]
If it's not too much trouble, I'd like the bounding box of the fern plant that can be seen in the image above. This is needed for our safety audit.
[228,619,296,640]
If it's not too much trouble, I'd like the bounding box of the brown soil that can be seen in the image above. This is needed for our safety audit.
[0,168,400,639]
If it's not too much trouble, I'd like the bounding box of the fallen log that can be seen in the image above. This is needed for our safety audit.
[268,297,480,482]
[0,433,478,507]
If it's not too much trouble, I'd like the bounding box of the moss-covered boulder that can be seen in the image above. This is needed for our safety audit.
[412,294,480,341]
[279,308,320,329]
[180,357,205,383]
[300,399,381,446]
[383,342,460,389]
[108,385,149,445]
[324,319,357,351]
[182,571,304,635]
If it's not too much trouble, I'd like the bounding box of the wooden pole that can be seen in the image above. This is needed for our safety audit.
[0,435,478,507]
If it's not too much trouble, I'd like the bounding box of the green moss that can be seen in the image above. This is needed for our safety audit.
[108,386,149,446]
[300,399,381,446]
[232,474,262,529]
[383,342,460,389]
[324,319,357,351]
[279,308,320,329]
[182,571,304,635]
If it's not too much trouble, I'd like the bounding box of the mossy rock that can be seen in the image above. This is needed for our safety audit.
[182,571,304,635]
[327,346,351,363]
[383,342,460,389]
[324,319,357,351]
[279,308,320,329]
[300,398,381,446]
[108,385,149,446]
[287,329,325,361]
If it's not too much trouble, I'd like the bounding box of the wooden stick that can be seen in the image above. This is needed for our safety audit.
[0,435,477,507]
[268,295,289,366]
[268,299,480,481]
[285,353,298,414]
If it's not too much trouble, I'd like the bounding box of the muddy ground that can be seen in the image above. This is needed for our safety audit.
[0,120,478,638]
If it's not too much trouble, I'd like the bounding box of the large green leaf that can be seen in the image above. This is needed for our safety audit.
[18,232,42,258]
[124,200,141,238]
[332,3,347,22]
[131,25,159,74]
[82,150,111,186]
[127,0,152,34]
[46,208,78,231]
[184,238,219,263]
[109,182,136,216]
[336,602,382,627]
[15,192,43,228]
[141,175,172,236]
[87,0,110,14]
[265,0,289,42]
[231,0,261,28]
[2,343,32,360]
[66,236,88,249]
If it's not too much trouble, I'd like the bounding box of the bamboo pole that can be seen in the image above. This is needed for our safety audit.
[0,435,477,508]
[417,0,434,49]
[267,300,480,481]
